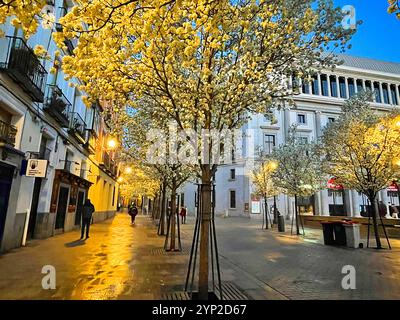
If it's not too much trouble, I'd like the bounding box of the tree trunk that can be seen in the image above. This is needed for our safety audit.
[264,195,269,229]
[160,181,167,235]
[169,185,177,250]
[368,195,382,249]
[199,164,212,300]
[295,195,300,235]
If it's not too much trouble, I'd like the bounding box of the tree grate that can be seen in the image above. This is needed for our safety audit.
[149,247,189,256]
[161,282,251,300]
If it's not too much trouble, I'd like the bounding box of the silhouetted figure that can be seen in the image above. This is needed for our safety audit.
[129,203,138,224]
[81,199,95,239]
[180,207,187,224]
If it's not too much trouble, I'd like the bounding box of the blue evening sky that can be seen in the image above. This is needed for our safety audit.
[334,0,400,63]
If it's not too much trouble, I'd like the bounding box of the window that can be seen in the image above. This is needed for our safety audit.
[356,79,364,93]
[302,79,310,94]
[230,169,236,180]
[263,134,276,154]
[365,81,373,101]
[330,75,338,97]
[180,193,185,206]
[297,114,306,125]
[230,190,236,209]
[328,190,343,197]
[320,74,329,96]
[373,82,382,103]
[298,136,308,144]
[382,83,390,104]
[339,77,347,98]
[311,76,319,95]
[112,186,116,206]
[328,117,335,124]
[348,78,355,97]
[390,84,398,105]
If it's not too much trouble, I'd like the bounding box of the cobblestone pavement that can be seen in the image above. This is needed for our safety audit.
[0,213,399,300]
[214,216,400,300]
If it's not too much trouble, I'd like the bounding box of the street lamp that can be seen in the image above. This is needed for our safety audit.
[124,166,133,174]
[107,137,118,150]
[117,176,124,183]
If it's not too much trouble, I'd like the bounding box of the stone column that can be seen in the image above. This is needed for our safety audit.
[345,77,349,99]
[327,75,331,97]
[351,190,361,217]
[354,79,358,94]
[380,189,391,218]
[344,190,353,217]
[317,74,322,96]
[314,110,322,138]
[379,82,384,104]
[388,84,393,105]
[320,189,330,216]
[315,191,323,216]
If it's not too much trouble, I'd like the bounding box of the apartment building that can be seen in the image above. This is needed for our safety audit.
[0,1,119,253]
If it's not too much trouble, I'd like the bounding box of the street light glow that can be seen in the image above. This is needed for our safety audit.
[269,160,278,170]
[125,167,132,174]
[107,138,118,150]
[117,177,123,183]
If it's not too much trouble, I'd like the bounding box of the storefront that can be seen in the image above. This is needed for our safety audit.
[49,169,92,234]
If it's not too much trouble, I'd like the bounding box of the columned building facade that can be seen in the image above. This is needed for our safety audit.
[183,55,400,220]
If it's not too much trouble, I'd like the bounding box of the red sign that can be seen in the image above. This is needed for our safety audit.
[388,182,399,191]
[327,177,344,190]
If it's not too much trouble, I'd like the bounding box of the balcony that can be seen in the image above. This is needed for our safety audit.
[68,112,87,144]
[83,129,97,154]
[101,151,111,169]
[0,119,17,146]
[0,36,47,102]
[43,85,72,127]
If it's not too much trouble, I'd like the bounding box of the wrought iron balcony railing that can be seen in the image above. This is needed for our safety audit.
[0,119,17,146]
[83,129,97,154]
[69,112,87,143]
[101,150,111,169]
[43,85,72,127]
[0,36,47,102]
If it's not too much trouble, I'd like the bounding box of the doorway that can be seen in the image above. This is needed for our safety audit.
[0,164,14,248]
[74,190,85,226]
[55,186,69,231]
[28,178,42,239]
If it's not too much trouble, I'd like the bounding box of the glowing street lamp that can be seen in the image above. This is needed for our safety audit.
[107,138,118,150]
[125,167,133,174]
[117,177,124,183]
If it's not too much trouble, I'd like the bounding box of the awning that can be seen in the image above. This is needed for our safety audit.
[388,182,399,192]
[327,177,344,190]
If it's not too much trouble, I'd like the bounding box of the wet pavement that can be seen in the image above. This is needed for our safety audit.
[0,213,189,299]
[0,212,400,300]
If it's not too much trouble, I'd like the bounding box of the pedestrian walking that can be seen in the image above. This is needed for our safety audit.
[81,199,95,240]
[390,204,399,219]
[180,206,187,224]
[129,203,138,224]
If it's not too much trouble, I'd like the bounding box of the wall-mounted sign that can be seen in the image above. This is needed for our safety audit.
[252,201,261,214]
[26,159,48,178]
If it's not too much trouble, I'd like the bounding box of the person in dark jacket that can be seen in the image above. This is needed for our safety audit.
[128,203,138,224]
[81,199,95,239]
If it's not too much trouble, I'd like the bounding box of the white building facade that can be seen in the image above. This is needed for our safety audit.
[182,55,400,220]
[0,1,119,253]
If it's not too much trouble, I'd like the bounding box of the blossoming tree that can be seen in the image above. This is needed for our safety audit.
[50,0,356,299]
[321,93,400,249]
[271,126,324,235]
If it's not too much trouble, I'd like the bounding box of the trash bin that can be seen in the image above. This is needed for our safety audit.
[321,221,335,245]
[278,215,285,232]
[332,222,346,246]
[343,222,360,248]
